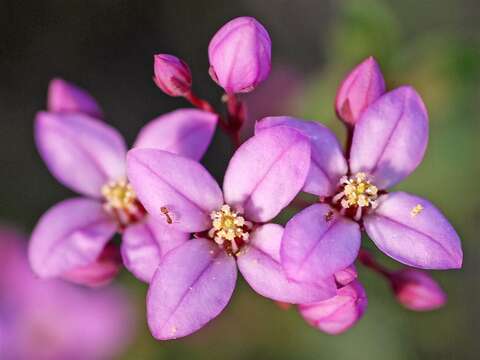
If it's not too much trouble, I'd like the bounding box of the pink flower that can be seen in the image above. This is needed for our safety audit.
[0,227,135,359]
[126,126,337,339]
[208,16,272,94]
[29,79,218,285]
[390,268,447,311]
[335,57,386,126]
[153,54,192,97]
[256,86,463,286]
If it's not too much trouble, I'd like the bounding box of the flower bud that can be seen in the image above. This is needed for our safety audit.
[390,269,446,311]
[299,280,367,335]
[335,56,385,126]
[153,54,192,97]
[48,78,103,118]
[334,265,358,287]
[61,243,121,287]
[208,16,271,94]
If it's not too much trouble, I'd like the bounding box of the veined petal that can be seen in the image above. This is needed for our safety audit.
[237,224,336,303]
[349,86,429,189]
[223,126,311,223]
[364,192,462,269]
[35,112,127,197]
[29,198,116,279]
[255,116,348,196]
[134,109,218,161]
[147,239,237,340]
[48,78,103,118]
[299,280,367,335]
[127,149,223,233]
[121,217,189,283]
[281,204,361,284]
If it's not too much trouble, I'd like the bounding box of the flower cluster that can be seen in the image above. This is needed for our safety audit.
[29,16,462,340]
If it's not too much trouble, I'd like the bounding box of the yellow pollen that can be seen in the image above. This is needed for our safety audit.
[411,204,424,217]
[209,204,252,252]
[101,179,136,210]
[334,172,379,210]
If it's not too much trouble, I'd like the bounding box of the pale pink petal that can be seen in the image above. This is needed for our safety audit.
[364,192,462,269]
[255,116,348,196]
[349,86,429,189]
[281,204,361,284]
[237,224,337,304]
[127,149,223,233]
[35,112,127,197]
[121,217,189,283]
[29,198,116,279]
[223,126,311,223]
[147,239,237,339]
[134,109,218,160]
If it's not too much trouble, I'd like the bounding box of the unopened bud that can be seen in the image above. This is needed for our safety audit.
[208,17,271,94]
[153,54,192,97]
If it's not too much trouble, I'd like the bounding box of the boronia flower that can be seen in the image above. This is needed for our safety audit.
[127,126,337,340]
[256,85,463,285]
[29,79,218,285]
[208,16,272,94]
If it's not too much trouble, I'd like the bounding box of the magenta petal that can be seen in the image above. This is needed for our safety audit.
[299,280,367,335]
[127,149,223,232]
[349,86,429,189]
[133,109,218,161]
[223,126,311,223]
[281,204,361,283]
[121,217,189,283]
[147,239,237,340]
[334,265,358,287]
[35,112,127,197]
[255,116,348,196]
[48,78,103,118]
[364,192,462,269]
[237,224,337,304]
[29,198,116,279]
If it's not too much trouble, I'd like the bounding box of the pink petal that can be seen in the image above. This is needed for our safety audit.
[223,126,311,223]
[133,109,218,160]
[121,217,189,283]
[147,239,237,340]
[61,243,122,287]
[349,86,429,189]
[35,112,127,197]
[47,78,103,118]
[127,149,223,233]
[29,198,116,279]
[237,224,337,304]
[281,204,361,284]
[299,280,367,335]
[364,192,462,269]
[334,265,358,287]
[255,116,348,196]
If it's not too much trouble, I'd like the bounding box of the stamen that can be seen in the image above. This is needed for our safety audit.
[208,204,252,254]
[101,179,144,228]
[410,204,424,217]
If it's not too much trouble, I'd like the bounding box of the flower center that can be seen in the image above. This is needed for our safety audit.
[332,172,378,220]
[208,204,252,255]
[101,179,145,229]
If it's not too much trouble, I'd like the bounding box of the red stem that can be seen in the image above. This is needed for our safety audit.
[358,249,392,278]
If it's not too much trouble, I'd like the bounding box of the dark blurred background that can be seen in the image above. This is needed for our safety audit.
[1,0,479,359]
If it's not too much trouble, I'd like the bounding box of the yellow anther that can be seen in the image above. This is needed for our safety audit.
[410,204,424,217]
[101,179,136,210]
[209,204,252,253]
[334,172,379,210]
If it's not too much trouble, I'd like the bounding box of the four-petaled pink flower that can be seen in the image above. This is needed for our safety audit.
[256,85,463,285]
[29,78,218,285]
[0,226,135,359]
[127,126,337,339]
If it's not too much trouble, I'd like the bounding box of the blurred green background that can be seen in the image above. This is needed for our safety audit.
[1,0,479,359]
